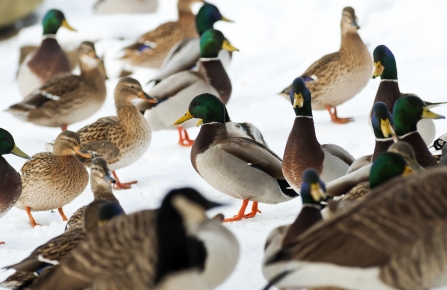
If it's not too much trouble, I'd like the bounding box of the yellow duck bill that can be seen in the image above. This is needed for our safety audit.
[11,145,31,160]
[173,110,194,125]
[422,107,445,119]
[372,61,384,79]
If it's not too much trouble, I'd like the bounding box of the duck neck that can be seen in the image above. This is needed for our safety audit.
[398,133,437,167]
[373,80,401,113]
[198,58,232,104]
[91,183,118,203]
[372,138,394,161]
[80,66,105,85]
[339,30,366,57]
[281,205,322,247]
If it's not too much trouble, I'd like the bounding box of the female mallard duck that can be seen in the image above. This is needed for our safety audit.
[94,0,158,14]
[393,95,444,167]
[8,41,107,132]
[14,131,91,227]
[0,128,31,244]
[17,9,76,97]
[282,77,355,193]
[263,166,447,290]
[151,3,233,83]
[76,77,158,189]
[1,201,124,290]
[65,157,123,232]
[174,94,297,222]
[279,7,371,124]
[121,0,204,68]
[264,169,327,263]
[138,28,238,146]
[371,45,447,146]
[30,188,239,290]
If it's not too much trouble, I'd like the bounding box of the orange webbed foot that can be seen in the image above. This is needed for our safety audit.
[112,171,137,190]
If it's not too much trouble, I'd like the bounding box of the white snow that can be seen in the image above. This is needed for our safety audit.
[0,0,447,289]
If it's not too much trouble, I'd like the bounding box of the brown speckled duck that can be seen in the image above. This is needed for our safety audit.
[282,78,355,193]
[0,128,31,245]
[121,0,204,68]
[65,157,123,232]
[279,7,372,124]
[14,131,91,227]
[8,41,107,132]
[17,9,76,97]
[76,77,158,190]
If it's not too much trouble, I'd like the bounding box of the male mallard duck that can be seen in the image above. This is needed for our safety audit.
[121,0,204,68]
[151,3,233,83]
[0,128,31,245]
[138,28,238,146]
[1,201,124,290]
[8,41,107,132]
[65,157,123,232]
[76,77,158,189]
[371,45,447,146]
[279,7,371,124]
[174,94,297,222]
[14,131,91,227]
[264,169,326,263]
[263,166,447,290]
[30,188,239,290]
[393,95,444,167]
[282,77,355,192]
[94,0,158,14]
[17,9,76,97]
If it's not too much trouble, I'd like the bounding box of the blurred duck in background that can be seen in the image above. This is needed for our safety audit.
[94,0,159,14]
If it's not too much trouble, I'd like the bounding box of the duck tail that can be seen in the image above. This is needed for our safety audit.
[262,270,293,290]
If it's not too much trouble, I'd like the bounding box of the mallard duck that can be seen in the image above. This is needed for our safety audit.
[1,200,124,290]
[174,94,297,222]
[17,9,76,97]
[224,107,268,147]
[393,95,444,167]
[0,128,31,245]
[121,0,204,68]
[8,41,107,132]
[282,77,355,192]
[76,77,158,189]
[151,3,233,83]
[65,157,123,232]
[264,169,326,263]
[29,188,239,290]
[264,166,447,290]
[371,45,447,146]
[94,0,158,14]
[138,28,238,146]
[14,131,91,227]
[279,7,371,124]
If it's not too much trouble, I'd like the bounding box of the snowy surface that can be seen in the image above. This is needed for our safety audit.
[0,0,447,289]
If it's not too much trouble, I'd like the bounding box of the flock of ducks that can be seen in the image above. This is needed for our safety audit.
[0,1,447,289]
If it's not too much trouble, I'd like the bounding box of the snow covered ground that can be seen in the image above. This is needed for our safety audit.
[0,0,447,289]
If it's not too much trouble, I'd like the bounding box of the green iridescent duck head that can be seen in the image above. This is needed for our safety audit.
[174,93,226,125]
[289,77,313,117]
[200,29,238,58]
[42,9,76,35]
[369,152,413,189]
[372,45,397,80]
[0,128,31,160]
[196,3,233,35]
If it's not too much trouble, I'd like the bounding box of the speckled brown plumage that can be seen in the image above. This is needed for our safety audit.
[269,167,447,290]
[121,0,202,68]
[0,157,22,217]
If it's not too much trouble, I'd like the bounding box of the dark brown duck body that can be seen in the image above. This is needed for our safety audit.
[400,132,437,167]
[199,59,232,104]
[0,157,21,217]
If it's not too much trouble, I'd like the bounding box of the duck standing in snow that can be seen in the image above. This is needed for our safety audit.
[138,28,238,146]
[174,94,297,222]
[76,77,158,189]
[8,41,107,132]
[280,7,371,124]
[17,9,76,97]
[14,131,91,227]
[0,128,31,245]
[282,77,355,193]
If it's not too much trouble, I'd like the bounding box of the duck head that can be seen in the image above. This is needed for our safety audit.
[42,9,76,35]
[200,29,238,58]
[52,130,92,158]
[393,95,444,136]
[372,45,397,80]
[114,77,158,106]
[369,152,413,189]
[90,157,116,191]
[341,7,360,34]
[371,102,395,139]
[84,200,124,232]
[0,128,31,160]
[174,93,226,125]
[289,77,312,117]
[196,3,233,35]
[78,41,101,71]
[387,141,424,172]
[300,169,327,205]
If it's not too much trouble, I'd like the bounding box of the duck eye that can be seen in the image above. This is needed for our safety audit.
[131,86,135,89]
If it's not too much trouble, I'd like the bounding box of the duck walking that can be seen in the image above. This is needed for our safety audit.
[17,9,76,97]
[280,7,371,124]
[174,94,297,222]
